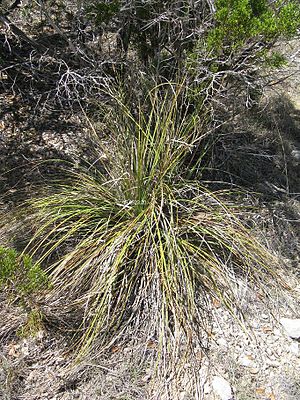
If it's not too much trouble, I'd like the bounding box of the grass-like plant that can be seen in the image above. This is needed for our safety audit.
[26,84,278,371]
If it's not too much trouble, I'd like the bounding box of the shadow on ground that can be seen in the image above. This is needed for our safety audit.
[205,94,300,196]
[202,94,300,261]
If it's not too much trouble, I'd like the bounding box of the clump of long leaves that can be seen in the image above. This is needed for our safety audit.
[27,84,277,369]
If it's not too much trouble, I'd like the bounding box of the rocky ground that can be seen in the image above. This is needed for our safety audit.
[0,278,300,400]
[1,39,300,399]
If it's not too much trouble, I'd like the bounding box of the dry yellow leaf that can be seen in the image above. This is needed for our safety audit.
[255,387,266,395]
[262,326,273,333]
[110,345,120,353]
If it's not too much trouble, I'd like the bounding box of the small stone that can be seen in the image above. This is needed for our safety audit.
[239,355,256,368]
[212,376,233,400]
[179,391,189,400]
[20,341,29,356]
[203,382,211,395]
[273,328,282,340]
[250,368,260,374]
[251,321,259,329]
[123,346,132,353]
[27,371,36,382]
[36,330,44,340]
[289,342,299,356]
[280,318,300,339]
[291,149,300,162]
[217,338,228,347]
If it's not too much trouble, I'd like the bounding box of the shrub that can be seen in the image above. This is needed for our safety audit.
[0,246,48,300]
[186,0,300,114]
[207,0,300,53]
[26,83,279,372]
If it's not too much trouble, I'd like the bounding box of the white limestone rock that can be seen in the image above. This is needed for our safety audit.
[212,376,233,400]
[280,318,300,339]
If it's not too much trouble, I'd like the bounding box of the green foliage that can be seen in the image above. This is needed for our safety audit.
[0,246,48,298]
[0,247,18,286]
[263,51,288,68]
[207,0,300,52]
[17,309,44,338]
[0,248,47,339]
[86,1,121,25]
